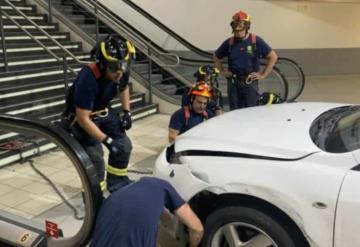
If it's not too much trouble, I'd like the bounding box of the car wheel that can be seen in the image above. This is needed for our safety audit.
[201,206,297,247]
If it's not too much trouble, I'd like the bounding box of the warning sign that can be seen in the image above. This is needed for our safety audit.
[45,220,59,239]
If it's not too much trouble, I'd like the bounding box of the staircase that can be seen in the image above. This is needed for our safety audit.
[47,0,182,100]
[0,0,158,168]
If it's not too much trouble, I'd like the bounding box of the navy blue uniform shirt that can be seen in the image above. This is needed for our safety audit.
[74,66,129,111]
[90,177,185,247]
[169,108,214,134]
[215,34,272,75]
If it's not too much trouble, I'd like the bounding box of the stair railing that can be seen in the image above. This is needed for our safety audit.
[0,0,93,97]
[0,6,8,72]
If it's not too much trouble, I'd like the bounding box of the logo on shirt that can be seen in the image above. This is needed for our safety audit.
[247,45,253,54]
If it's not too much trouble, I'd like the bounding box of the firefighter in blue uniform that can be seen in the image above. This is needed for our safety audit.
[213,10,278,110]
[63,36,136,192]
[91,177,203,247]
[190,65,223,115]
[169,82,214,142]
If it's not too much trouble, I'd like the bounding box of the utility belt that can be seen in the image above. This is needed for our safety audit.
[231,73,253,86]
[62,107,110,129]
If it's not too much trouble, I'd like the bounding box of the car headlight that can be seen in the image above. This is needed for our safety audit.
[166,144,183,164]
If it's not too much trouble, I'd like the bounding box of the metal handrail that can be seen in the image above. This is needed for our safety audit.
[1,10,79,75]
[0,3,8,72]
[5,0,88,66]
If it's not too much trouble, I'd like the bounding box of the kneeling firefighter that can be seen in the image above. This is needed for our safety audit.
[182,65,223,115]
[169,82,214,142]
[61,35,136,192]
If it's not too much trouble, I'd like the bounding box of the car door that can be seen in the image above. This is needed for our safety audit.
[334,150,360,247]
[0,115,102,247]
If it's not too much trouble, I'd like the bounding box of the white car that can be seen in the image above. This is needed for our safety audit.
[154,102,360,247]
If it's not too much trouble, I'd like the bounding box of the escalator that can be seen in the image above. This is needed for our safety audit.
[0,114,102,246]
[33,0,305,105]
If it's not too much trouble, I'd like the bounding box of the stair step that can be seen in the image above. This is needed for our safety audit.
[0,0,25,3]
[78,24,97,34]
[0,5,36,14]
[132,63,149,75]
[1,18,57,26]
[52,5,73,14]
[0,65,82,88]
[0,23,58,32]
[0,41,82,56]
[1,14,46,21]
[155,84,177,95]
[67,16,86,24]
[0,56,90,73]
[2,48,87,59]
[0,32,70,43]
[0,80,134,107]
[0,77,75,99]
[144,74,163,85]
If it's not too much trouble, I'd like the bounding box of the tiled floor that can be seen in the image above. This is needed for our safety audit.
[0,74,359,243]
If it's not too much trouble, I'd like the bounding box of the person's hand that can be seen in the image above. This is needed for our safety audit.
[102,136,123,155]
[121,110,132,130]
[249,72,265,81]
[220,69,233,78]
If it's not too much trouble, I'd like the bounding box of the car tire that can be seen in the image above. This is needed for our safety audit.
[201,206,297,247]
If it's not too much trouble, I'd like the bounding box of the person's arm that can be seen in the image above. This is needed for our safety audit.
[250,51,278,80]
[120,84,130,112]
[262,50,278,78]
[175,203,204,247]
[168,128,180,143]
[168,110,184,142]
[76,107,106,142]
[213,54,232,78]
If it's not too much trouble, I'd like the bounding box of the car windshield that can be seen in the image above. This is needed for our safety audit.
[310,105,360,153]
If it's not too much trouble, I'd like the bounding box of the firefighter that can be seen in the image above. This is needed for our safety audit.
[213,10,278,110]
[169,82,214,142]
[191,65,223,115]
[91,177,203,247]
[62,35,136,192]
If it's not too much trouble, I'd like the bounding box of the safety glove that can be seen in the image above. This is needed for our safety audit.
[121,110,132,130]
[102,136,122,155]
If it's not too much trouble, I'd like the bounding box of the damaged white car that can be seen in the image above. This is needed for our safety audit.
[154,102,360,247]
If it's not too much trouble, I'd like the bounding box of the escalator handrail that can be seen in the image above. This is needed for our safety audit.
[121,0,212,58]
[275,57,306,101]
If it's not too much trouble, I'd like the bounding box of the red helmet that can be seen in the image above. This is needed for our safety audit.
[189,82,212,98]
[231,10,251,32]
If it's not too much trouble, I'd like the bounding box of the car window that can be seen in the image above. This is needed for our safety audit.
[310,106,360,153]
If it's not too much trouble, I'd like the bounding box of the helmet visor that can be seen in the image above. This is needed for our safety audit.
[107,60,128,73]
[231,20,247,31]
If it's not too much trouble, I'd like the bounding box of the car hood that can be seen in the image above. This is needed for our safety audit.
[175,102,348,159]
